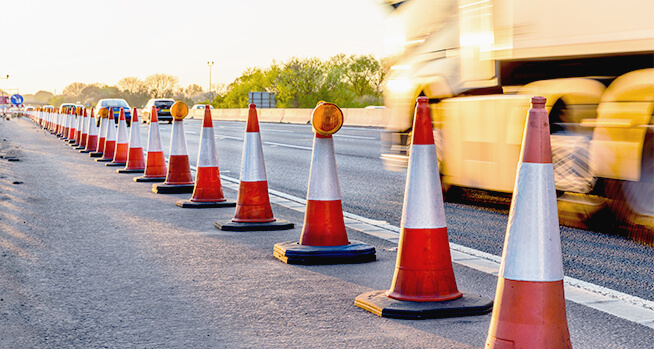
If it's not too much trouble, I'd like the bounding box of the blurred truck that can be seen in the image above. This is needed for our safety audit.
[381,0,654,241]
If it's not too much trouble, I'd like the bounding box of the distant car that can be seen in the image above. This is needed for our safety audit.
[191,104,214,110]
[142,98,175,123]
[59,103,84,114]
[95,98,132,126]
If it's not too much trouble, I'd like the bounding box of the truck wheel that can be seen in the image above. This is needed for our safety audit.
[549,99,568,134]
[604,129,654,245]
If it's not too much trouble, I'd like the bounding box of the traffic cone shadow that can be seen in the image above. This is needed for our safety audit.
[117,108,145,173]
[273,102,374,264]
[134,106,167,182]
[355,96,492,319]
[485,96,572,348]
[152,102,194,193]
[177,105,235,208]
[214,104,290,227]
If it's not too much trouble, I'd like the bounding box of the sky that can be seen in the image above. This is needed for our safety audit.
[1,0,391,96]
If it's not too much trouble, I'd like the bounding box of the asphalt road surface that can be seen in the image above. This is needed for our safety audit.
[1,116,653,348]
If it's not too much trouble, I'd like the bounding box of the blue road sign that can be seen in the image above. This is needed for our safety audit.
[11,94,23,105]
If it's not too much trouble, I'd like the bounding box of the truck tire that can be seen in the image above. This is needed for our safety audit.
[604,128,654,245]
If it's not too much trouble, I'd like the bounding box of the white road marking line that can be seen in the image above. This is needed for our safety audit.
[263,141,312,151]
[215,135,243,141]
[334,134,376,140]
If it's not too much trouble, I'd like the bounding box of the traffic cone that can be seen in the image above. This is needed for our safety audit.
[89,108,109,157]
[96,108,117,162]
[75,108,89,150]
[65,109,76,142]
[273,102,374,264]
[117,108,146,174]
[53,108,62,135]
[70,107,82,146]
[106,108,128,167]
[61,108,72,140]
[177,106,236,208]
[81,108,98,153]
[485,96,572,348]
[134,106,167,182]
[214,104,290,227]
[355,96,493,319]
[153,101,195,194]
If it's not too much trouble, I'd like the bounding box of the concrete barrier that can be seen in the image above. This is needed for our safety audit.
[280,109,312,124]
[189,107,388,127]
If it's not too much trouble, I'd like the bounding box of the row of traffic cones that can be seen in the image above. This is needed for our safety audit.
[25,96,571,347]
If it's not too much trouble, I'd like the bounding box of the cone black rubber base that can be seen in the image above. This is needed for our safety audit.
[89,152,103,157]
[69,142,79,146]
[354,290,493,320]
[217,219,294,231]
[95,158,112,162]
[105,162,126,167]
[117,168,145,174]
[75,146,85,150]
[152,183,195,194]
[79,149,93,153]
[177,199,237,209]
[273,240,376,265]
[134,176,166,182]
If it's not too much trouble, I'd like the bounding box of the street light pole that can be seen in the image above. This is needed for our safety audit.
[207,61,214,95]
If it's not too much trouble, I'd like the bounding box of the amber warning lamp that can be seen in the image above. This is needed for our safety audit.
[98,108,109,118]
[171,101,189,120]
[311,101,343,136]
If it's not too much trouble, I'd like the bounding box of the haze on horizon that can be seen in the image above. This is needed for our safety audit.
[1,0,390,96]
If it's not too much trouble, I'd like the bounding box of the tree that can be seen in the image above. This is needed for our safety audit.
[62,82,87,99]
[34,91,54,104]
[184,84,204,100]
[144,74,179,98]
[117,77,146,94]
[117,77,149,108]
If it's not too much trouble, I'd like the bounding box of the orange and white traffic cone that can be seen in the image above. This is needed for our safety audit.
[54,108,63,136]
[117,108,146,174]
[70,107,83,146]
[81,108,98,153]
[152,101,194,193]
[177,105,235,208]
[96,108,117,162]
[106,108,129,167]
[274,102,374,264]
[134,106,167,182]
[485,96,572,348]
[75,108,89,150]
[215,104,290,227]
[66,108,77,143]
[355,96,492,319]
[59,109,69,139]
[89,108,109,157]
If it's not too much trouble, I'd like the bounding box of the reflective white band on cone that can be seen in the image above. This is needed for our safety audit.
[169,120,188,156]
[402,144,447,229]
[197,126,219,168]
[307,136,341,201]
[240,132,267,182]
[499,162,564,282]
[128,116,142,149]
[147,121,164,152]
